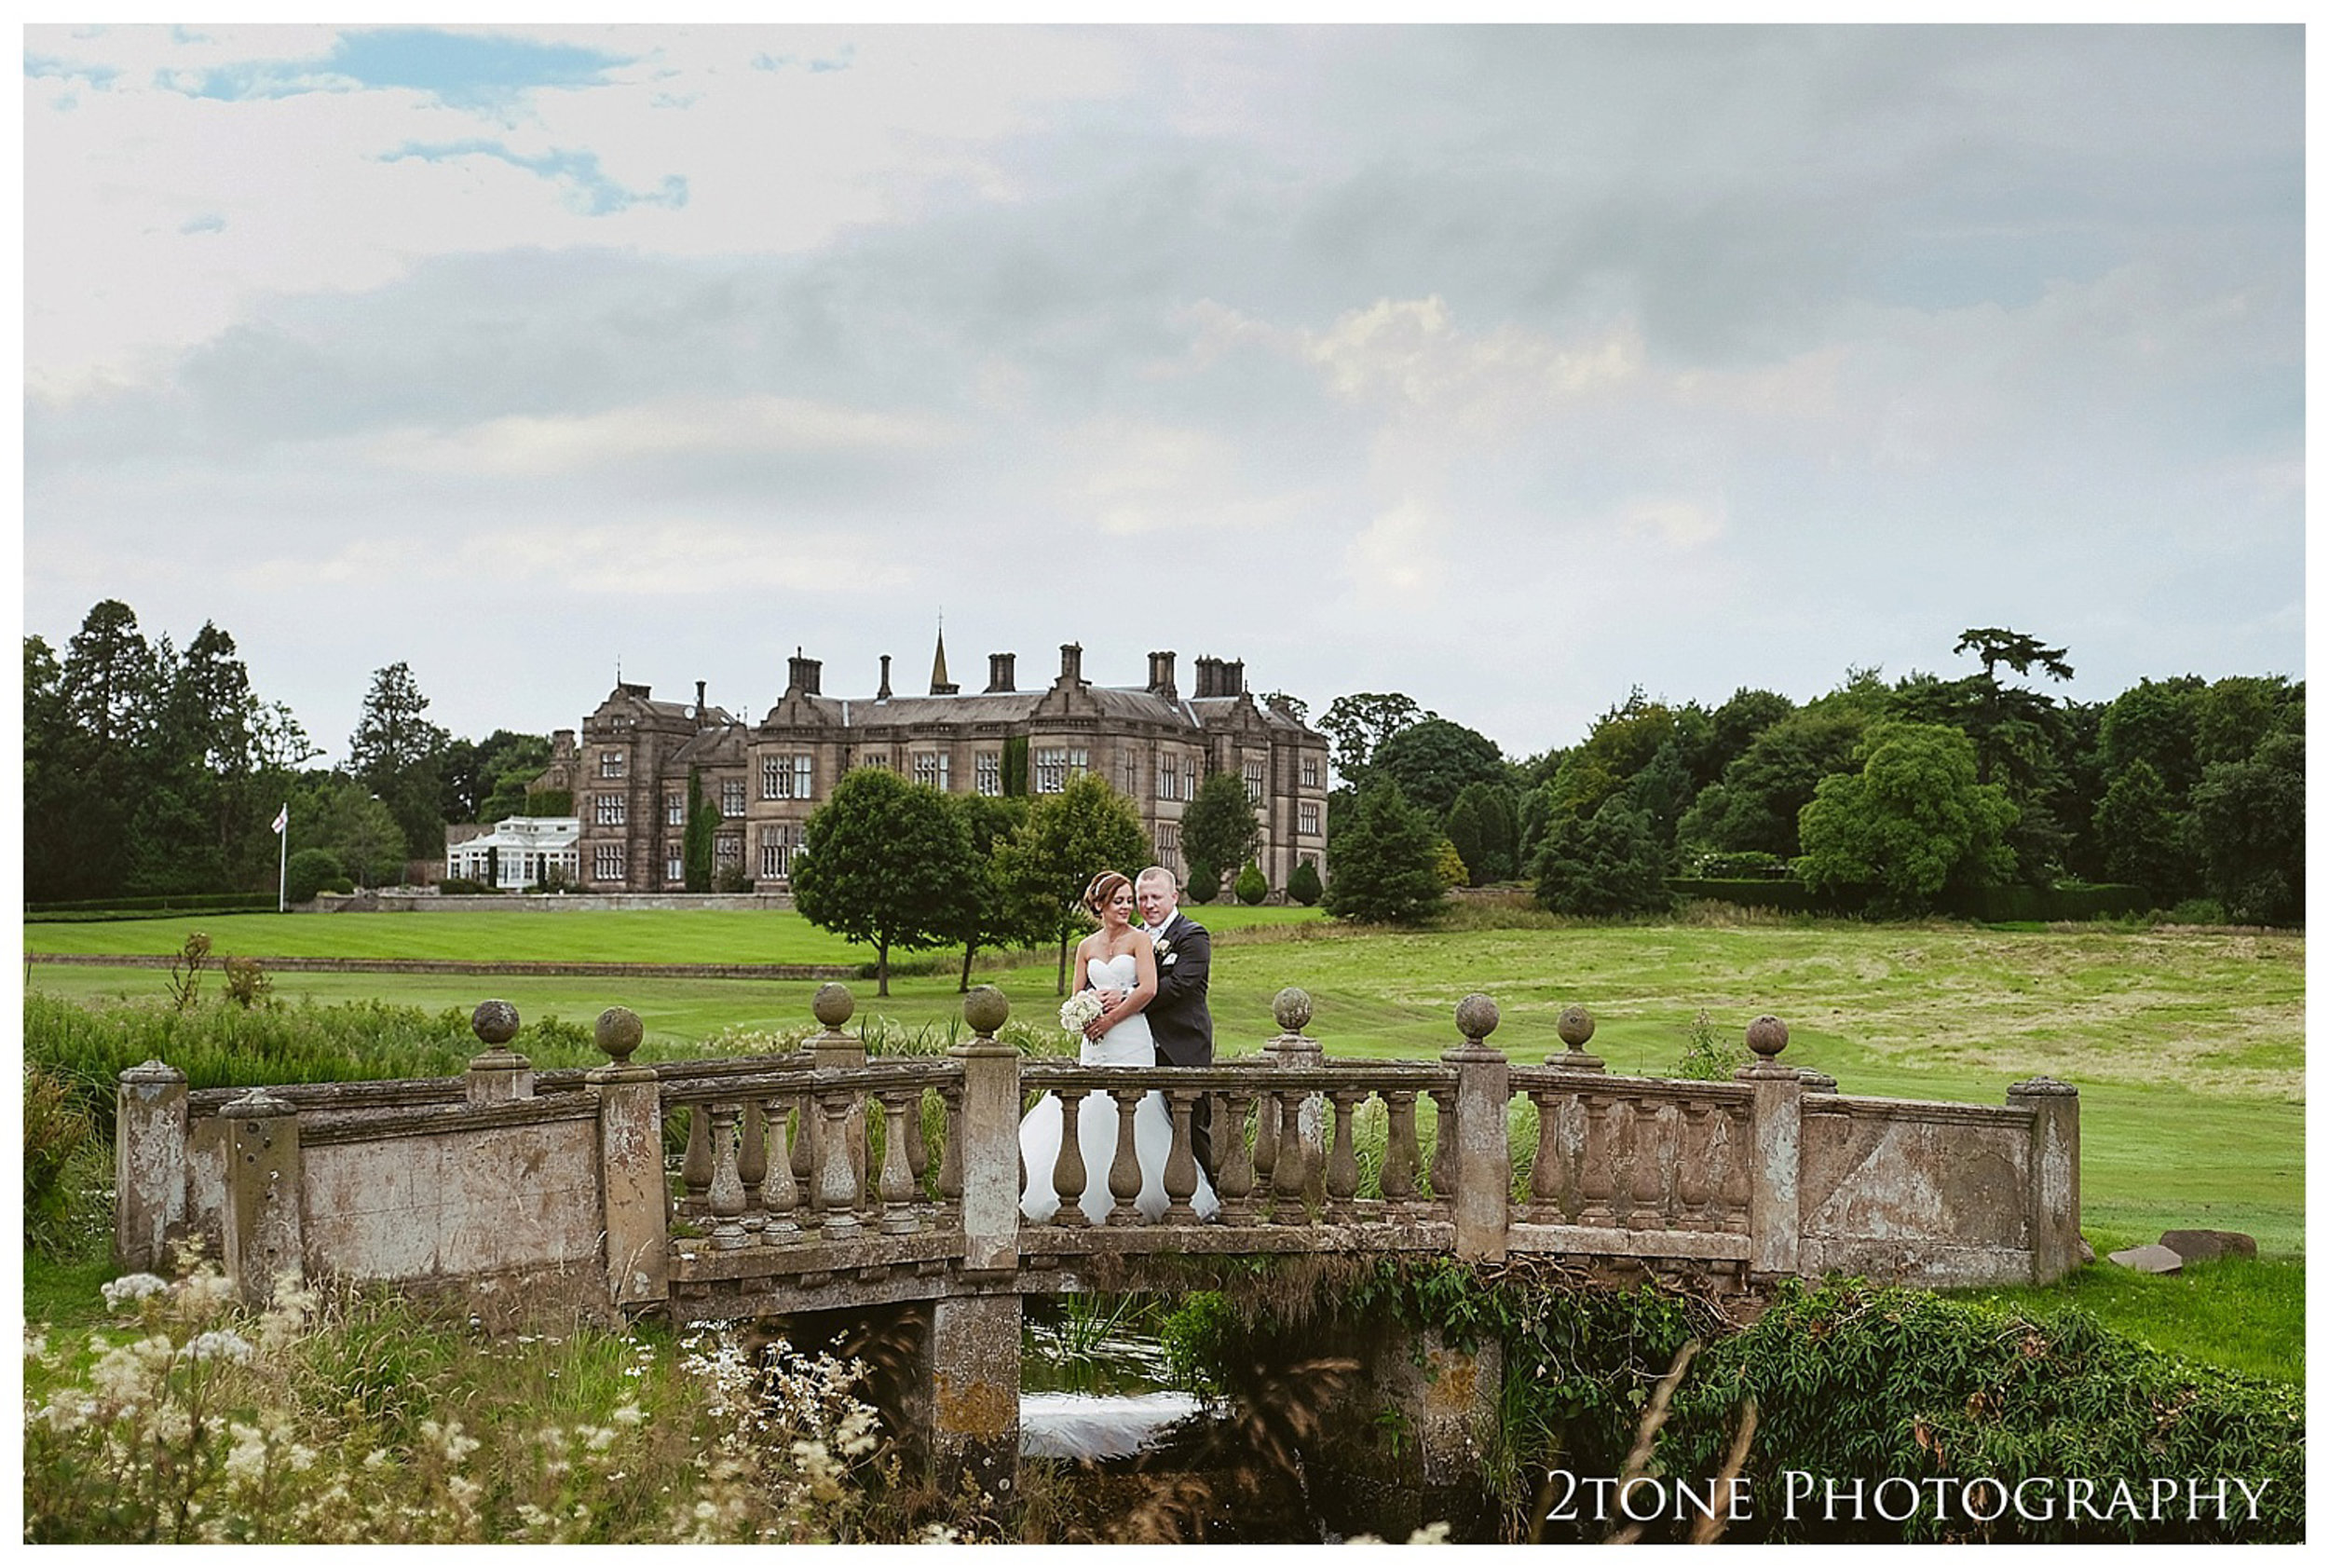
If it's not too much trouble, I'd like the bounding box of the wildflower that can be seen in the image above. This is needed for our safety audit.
[149,1403,195,1447]
[184,1329,256,1364]
[179,1269,238,1316]
[101,1273,169,1309]
[225,1423,270,1486]
[611,1403,646,1425]
[1408,1522,1453,1545]
[23,1329,48,1361]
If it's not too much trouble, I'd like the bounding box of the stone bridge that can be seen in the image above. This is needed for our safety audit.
[114,983,2079,1500]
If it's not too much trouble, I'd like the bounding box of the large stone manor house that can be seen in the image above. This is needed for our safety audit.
[561,636,1331,898]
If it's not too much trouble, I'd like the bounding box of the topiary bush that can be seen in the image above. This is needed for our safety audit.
[1183,857,1220,905]
[285,847,350,905]
[1235,862,1268,905]
[1287,857,1323,907]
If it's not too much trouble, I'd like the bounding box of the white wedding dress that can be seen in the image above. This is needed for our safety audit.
[1019,953,1220,1224]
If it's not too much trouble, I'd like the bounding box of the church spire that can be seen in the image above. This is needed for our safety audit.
[929,612,959,695]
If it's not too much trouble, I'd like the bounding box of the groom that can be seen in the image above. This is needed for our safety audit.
[1106,865,1216,1178]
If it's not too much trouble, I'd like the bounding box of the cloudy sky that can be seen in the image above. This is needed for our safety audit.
[21,23,2303,766]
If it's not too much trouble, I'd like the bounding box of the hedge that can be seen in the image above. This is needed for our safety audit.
[1666,879,2154,923]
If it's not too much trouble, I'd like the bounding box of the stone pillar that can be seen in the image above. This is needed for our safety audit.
[1443,994,1510,1261]
[115,1059,187,1271]
[952,987,1020,1273]
[1265,987,1326,1200]
[929,1291,1022,1503]
[1736,1015,1801,1277]
[591,1006,670,1308]
[466,999,535,1103]
[221,1087,303,1306]
[1341,1320,1503,1541]
[2010,1075,2081,1284]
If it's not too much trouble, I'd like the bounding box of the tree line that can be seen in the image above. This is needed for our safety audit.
[1321,628,2304,926]
[25,599,558,905]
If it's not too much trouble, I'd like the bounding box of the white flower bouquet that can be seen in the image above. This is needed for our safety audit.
[1059,990,1105,1039]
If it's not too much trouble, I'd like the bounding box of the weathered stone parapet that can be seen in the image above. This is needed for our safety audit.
[116,1059,187,1271]
[1444,995,1510,1261]
[465,999,535,1104]
[590,1005,669,1308]
[2009,1074,2080,1284]
[221,1087,303,1306]
[952,987,1021,1273]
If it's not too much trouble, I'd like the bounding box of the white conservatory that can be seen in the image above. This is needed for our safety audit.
[443,816,581,889]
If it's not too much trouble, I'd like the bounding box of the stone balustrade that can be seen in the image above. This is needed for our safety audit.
[117,981,2080,1321]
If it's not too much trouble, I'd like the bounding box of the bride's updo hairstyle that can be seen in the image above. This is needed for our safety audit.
[1082,870,1133,920]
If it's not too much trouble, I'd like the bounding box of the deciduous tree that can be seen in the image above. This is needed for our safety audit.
[1180,770,1261,886]
[999,772,1151,993]
[1794,723,2018,909]
[790,768,976,995]
[1369,716,1505,821]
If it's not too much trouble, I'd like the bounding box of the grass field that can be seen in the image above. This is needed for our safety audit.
[26,907,2303,1257]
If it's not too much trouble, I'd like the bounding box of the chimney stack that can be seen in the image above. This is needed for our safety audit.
[878,654,892,701]
[1192,656,1219,699]
[786,649,823,697]
[986,652,1016,693]
[1224,659,1245,696]
[1147,650,1178,699]
[695,679,707,720]
[1059,643,1084,685]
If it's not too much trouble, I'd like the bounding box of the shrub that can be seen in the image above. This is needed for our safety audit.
[711,863,755,894]
[285,848,348,905]
[1183,857,1220,905]
[23,1062,93,1250]
[1287,858,1324,907]
[1323,781,1444,925]
[1672,1009,1744,1080]
[438,878,489,895]
[1234,862,1268,905]
[223,956,273,1010]
[1432,838,1467,891]
[1687,849,1792,879]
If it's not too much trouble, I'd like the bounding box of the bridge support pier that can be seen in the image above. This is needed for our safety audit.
[926,1292,1023,1505]
[1313,1319,1503,1540]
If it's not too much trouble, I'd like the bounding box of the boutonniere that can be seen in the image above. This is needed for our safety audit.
[1152,934,1174,959]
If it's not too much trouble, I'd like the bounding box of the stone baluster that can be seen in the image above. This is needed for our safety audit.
[1108,1088,1147,1225]
[760,1091,800,1241]
[1324,1089,1363,1208]
[737,1099,768,1242]
[1163,1090,1202,1223]
[680,1102,715,1217]
[1527,1087,1565,1221]
[938,1082,966,1209]
[1737,1016,1801,1274]
[1380,1089,1421,1213]
[1677,1100,1712,1228]
[591,1007,668,1307]
[1444,995,1511,1261]
[1578,1092,1615,1226]
[1270,1085,1308,1219]
[708,1101,749,1249]
[877,1090,921,1234]
[1425,1087,1456,1204]
[1216,1088,1259,1222]
[952,988,1021,1272]
[1049,1087,1093,1227]
[1630,1101,1672,1229]
[905,1087,932,1200]
[1719,1100,1752,1233]
[815,1084,864,1240]
[1608,1100,1639,1228]
[1251,1084,1279,1185]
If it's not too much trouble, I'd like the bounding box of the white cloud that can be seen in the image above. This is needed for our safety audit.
[363,395,962,476]
[1345,500,1447,609]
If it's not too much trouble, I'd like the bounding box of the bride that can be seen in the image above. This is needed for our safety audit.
[1020,870,1219,1224]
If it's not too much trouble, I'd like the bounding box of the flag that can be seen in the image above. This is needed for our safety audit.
[272,804,289,835]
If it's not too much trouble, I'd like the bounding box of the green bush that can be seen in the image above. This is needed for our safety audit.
[286,848,351,905]
[1183,857,1220,905]
[1234,862,1268,905]
[438,878,489,895]
[1287,857,1324,907]
[23,1062,93,1250]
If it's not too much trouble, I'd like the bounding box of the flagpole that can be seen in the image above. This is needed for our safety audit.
[276,804,289,913]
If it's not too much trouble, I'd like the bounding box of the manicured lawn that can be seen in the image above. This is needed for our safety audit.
[29,912,2303,1256]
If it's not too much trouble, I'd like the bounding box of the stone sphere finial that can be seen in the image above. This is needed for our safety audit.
[1455,992,1499,1043]
[1556,1004,1596,1049]
[962,986,1010,1036]
[812,983,855,1029]
[471,999,520,1046]
[1746,1015,1789,1059]
[595,1006,644,1063]
[1273,987,1314,1033]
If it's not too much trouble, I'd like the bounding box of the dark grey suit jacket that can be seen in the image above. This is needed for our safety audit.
[1143,910,1213,1067]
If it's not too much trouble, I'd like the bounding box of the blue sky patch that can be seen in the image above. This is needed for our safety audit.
[179,214,227,236]
[164,28,630,110]
[25,53,119,89]
[383,140,687,216]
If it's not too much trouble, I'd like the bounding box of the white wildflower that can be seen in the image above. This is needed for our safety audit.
[1407,1521,1453,1545]
[184,1329,256,1364]
[101,1273,168,1309]
[611,1402,646,1425]
[178,1269,238,1316]
[225,1423,269,1486]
